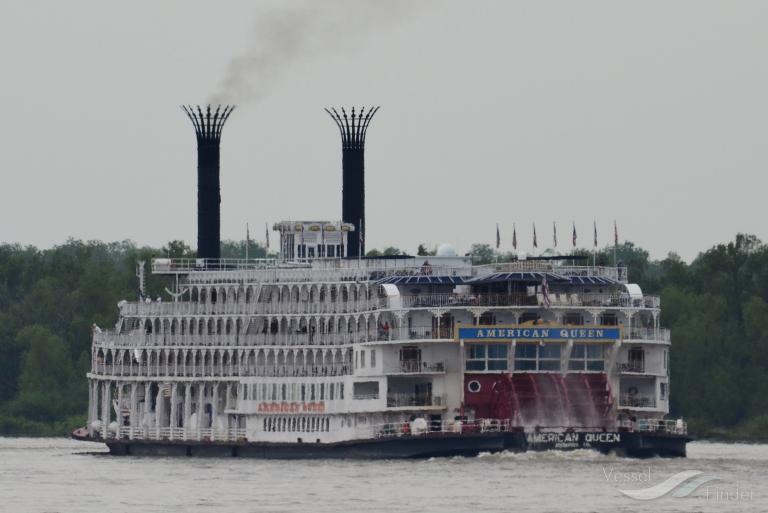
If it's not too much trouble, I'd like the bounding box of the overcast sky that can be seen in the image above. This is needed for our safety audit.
[1,0,766,261]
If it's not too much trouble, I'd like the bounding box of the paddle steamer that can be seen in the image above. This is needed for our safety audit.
[74,105,689,458]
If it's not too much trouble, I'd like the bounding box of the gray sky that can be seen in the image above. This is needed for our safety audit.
[1,0,766,262]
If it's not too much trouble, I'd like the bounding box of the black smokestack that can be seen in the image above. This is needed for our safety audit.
[182,105,235,260]
[325,106,379,257]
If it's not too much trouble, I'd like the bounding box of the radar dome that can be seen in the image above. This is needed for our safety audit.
[436,243,457,257]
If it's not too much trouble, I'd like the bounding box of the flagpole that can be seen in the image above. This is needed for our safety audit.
[245,222,250,261]
[613,220,618,268]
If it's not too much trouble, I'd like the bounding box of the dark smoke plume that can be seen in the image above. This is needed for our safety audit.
[208,0,424,105]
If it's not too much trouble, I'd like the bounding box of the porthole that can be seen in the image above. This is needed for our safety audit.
[467,380,482,393]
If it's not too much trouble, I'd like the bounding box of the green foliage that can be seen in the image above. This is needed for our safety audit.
[366,247,406,257]
[417,244,437,256]
[10,326,80,422]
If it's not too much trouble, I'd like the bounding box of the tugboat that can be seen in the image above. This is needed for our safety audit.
[73,105,689,458]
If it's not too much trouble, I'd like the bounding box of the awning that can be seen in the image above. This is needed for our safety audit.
[568,276,621,285]
[375,275,468,285]
[465,272,570,285]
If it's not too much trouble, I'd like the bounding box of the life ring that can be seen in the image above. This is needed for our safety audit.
[627,386,638,395]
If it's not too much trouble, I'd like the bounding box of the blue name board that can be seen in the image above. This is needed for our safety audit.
[457,326,620,341]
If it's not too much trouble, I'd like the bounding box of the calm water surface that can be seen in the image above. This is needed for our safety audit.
[0,438,765,513]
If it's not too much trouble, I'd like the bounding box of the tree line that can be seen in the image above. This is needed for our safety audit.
[0,236,766,439]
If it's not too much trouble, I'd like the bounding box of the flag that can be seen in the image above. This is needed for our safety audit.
[614,220,619,246]
[512,223,517,251]
[496,223,500,249]
[246,223,250,259]
[320,223,325,256]
[533,223,538,248]
[358,218,364,254]
[265,222,270,250]
[553,221,558,248]
[572,222,577,247]
[593,220,598,248]
[542,276,551,309]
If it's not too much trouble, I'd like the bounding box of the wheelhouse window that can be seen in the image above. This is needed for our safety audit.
[515,343,561,371]
[569,343,605,371]
[487,344,508,370]
[538,343,561,371]
[465,344,486,371]
[465,344,508,371]
[514,343,537,371]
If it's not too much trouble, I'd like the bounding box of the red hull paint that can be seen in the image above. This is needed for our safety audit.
[464,373,613,427]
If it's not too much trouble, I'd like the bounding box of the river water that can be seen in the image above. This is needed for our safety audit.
[0,438,765,513]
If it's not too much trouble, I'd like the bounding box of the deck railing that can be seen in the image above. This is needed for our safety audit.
[94,331,376,348]
[109,425,247,442]
[616,361,645,373]
[91,363,351,379]
[386,393,446,408]
[619,394,657,408]
[121,298,386,317]
[397,292,659,310]
[624,327,670,342]
[385,360,446,374]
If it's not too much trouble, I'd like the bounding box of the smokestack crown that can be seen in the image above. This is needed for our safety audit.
[182,105,235,144]
[325,106,379,150]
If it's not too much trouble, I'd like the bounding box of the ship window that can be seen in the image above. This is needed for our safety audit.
[467,380,481,393]
[330,383,335,400]
[327,245,335,258]
[465,344,507,371]
[353,381,379,399]
[310,384,316,401]
[361,350,366,369]
[465,344,486,371]
[301,384,306,401]
[586,344,604,371]
[370,350,376,368]
[599,313,618,326]
[660,382,668,400]
[320,383,325,400]
[515,343,537,359]
[564,313,584,325]
[478,312,496,325]
[281,384,287,401]
[569,344,586,371]
[487,344,508,370]
[569,344,604,371]
[340,383,344,400]
[538,343,561,371]
[514,343,537,371]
